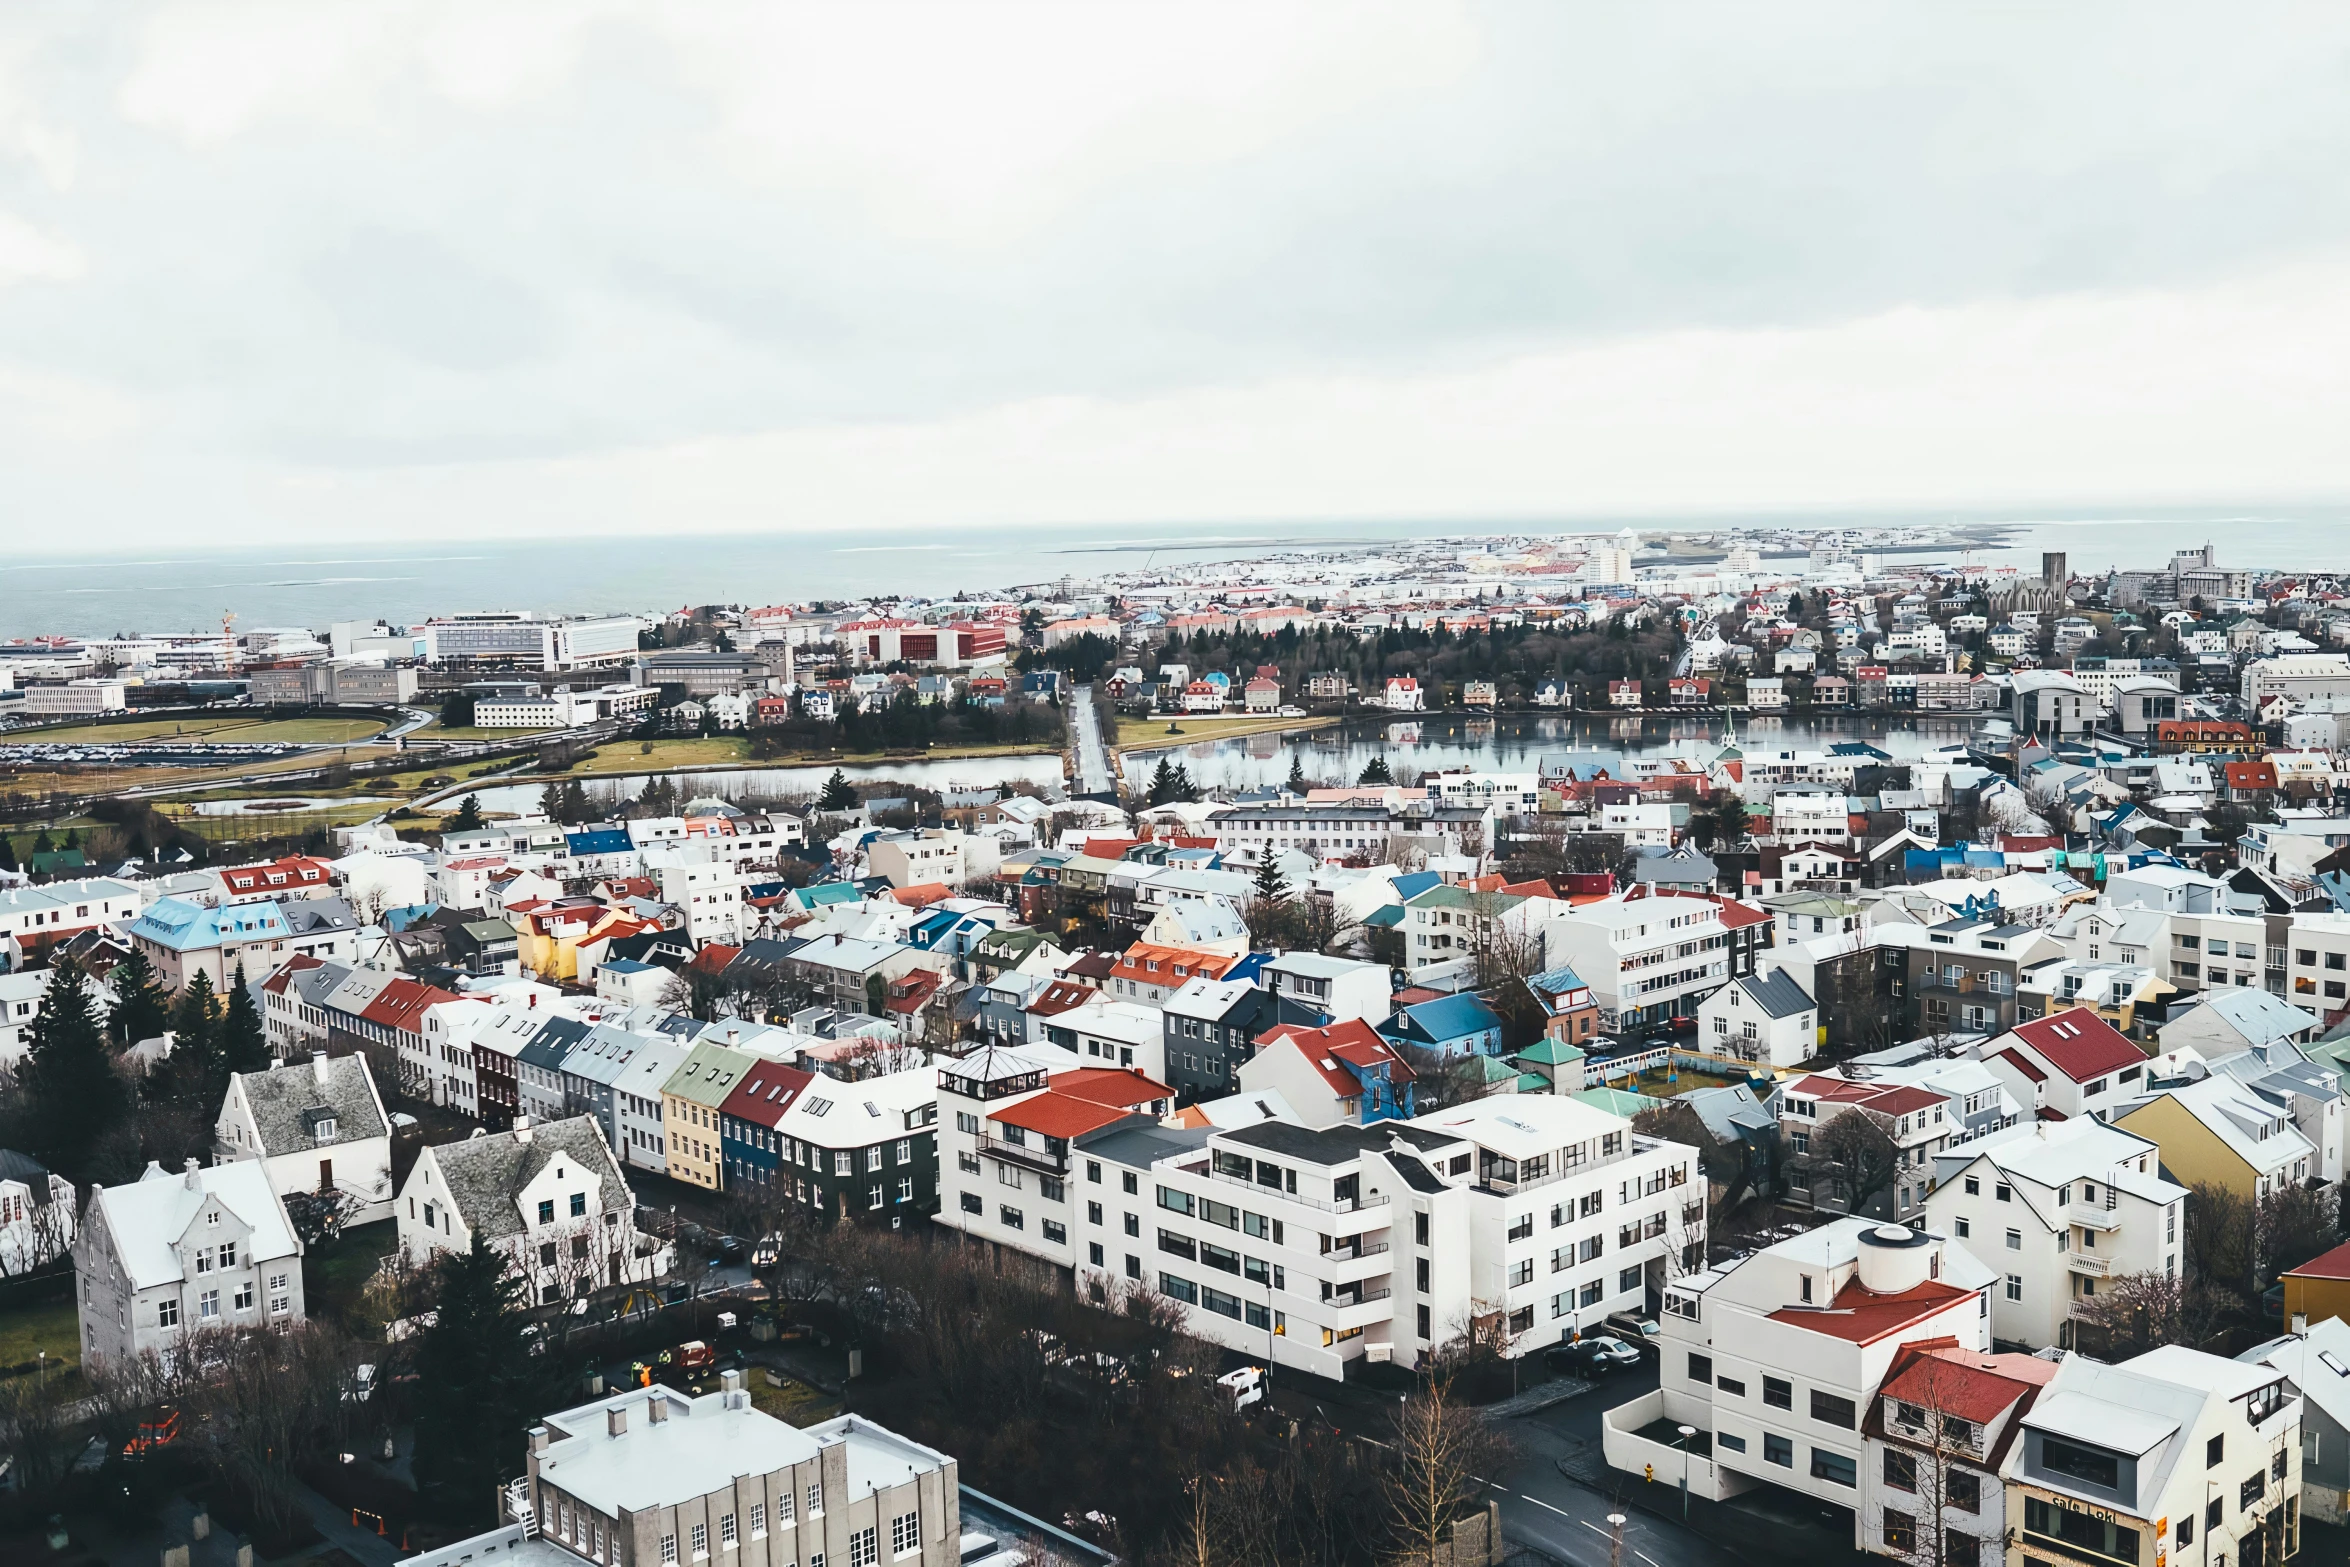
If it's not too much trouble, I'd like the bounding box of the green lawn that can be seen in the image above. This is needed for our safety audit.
[304,1219,397,1323]
[3,715,387,746]
[1115,714,1335,750]
[0,1293,82,1375]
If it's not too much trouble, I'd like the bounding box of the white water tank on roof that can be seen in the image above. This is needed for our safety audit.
[1855,1222,1934,1295]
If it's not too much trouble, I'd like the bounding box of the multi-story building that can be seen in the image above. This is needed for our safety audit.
[1979,1010,2152,1124]
[123,895,294,992]
[2008,1347,2301,1567]
[213,1052,396,1227]
[409,1382,964,1567]
[0,878,142,962]
[768,1062,939,1230]
[1599,1220,1996,1549]
[1925,1117,2186,1351]
[74,1159,306,1369]
[1857,1339,2054,1567]
[663,1040,756,1191]
[1779,1073,1955,1222]
[1540,893,1731,1033]
[2114,1071,2321,1204]
[424,612,643,671]
[1891,918,2060,1038]
[1076,1094,1700,1380]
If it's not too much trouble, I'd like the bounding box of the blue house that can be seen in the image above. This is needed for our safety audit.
[1378,992,1506,1059]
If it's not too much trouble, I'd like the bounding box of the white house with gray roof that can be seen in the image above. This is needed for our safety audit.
[397,1115,663,1304]
[73,1157,305,1368]
[215,1051,395,1225]
[1696,965,1817,1068]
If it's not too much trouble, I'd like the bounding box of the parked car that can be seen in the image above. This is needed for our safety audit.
[751,1234,781,1269]
[1605,1311,1662,1351]
[1217,1365,1266,1410]
[1543,1335,1643,1377]
[714,1234,748,1265]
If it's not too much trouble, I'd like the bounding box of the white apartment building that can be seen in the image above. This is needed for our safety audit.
[1926,1118,2186,1351]
[1599,802,1675,848]
[2282,912,2350,1019]
[1428,772,1542,816]
[1037,998,1167,1082]
[0,878,143,954]
[21,678,129,716]
[2009,1348,2302,1567]
[1076,1095,1701,1382]
[1260,952,1396,1026]
[646,853,745,945]
[1601,1220,1996,1549]
[1772,791,1853,847]
[1542,894,1731,1033]
[867,829,974,890]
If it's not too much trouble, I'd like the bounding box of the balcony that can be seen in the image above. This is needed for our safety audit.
[1200,1165,1391,1214]
[1328,1248,1393,1287]
[975,1131,1070,1176]
[2063,1203,2121,1233]
[2067,1251,2111,1276]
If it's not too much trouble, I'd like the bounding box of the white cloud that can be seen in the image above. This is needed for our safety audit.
[0,209,82,283]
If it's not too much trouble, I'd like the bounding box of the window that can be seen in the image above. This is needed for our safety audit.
[219,1241,236,1268]
[234,1281,253,1311]
[891,1511,920,1557]
[2239,1472,2264,1509]
[1963,1175,1979,1195]
[1882,1510,1916,1552]
[960,1192,982,1215]
[1159,1230,1196,1260]
[2040,1437,2121,1489]
[999,1205,1024,1230]
[1717,1376,1744,1397]
[835,1152,852,1176]
[2005,1273,2022,1301]
[1762,1376,1792,1409]
[849,1525,878,1567]
[157,1298,180,1328]
[1763,1433,1793,1468]
[199,1289,219,1320]
[1688,1353,1713,1384]
[722,1514,738,1547]
[539,1199,556,1224]
[691,1524,709,1559]
[1883,1449,1917,1491]
[1042,1220,1067,1245]
[1160,1273,1199,1305]
[1954,1217,1970,1238]
[1995,1183,2011,1202]
[1618,1266,1641,1291]
[2005,1228,2021,1250]
[750,1503,766,1536]
[808,1483,823,1517]
[1716,1432,1746,1453]
[1810,1450,1856,1487]
[1508,1259,1533,1287]
[662,1535,679,1565]
[1947,1470,1980,1512]
[2207,1433,2225,1467]
[1811,1391,1855,1429]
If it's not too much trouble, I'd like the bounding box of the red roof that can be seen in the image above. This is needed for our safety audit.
[890,883,954,909]
[1110,944,1238,987]
[720,1063,816,1129]
[260,953,327,994]
[1261,1019,1417,1096]
[1051,1066,1171,1109]
[989,1091,1137,1140]
[1027,980,1096,1018]
[2006,1010,2146,1083]
[360,977,460,1033]
[687,943,741,975]
[1993,1046,2047,1084]
[2224,762,2279,790]
[222,855,334,894]
[1768,1276,1976,1345]
[2282,1236,2350,1282]
[1876,1340,2057,1425]
[1082,838,1145,860]
[882,970,946,1015]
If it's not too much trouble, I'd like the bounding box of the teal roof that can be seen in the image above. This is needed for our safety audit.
[1514,1038,1585,1067]
[1573,1086,1662,1116]
[1515,1072,1554,1094]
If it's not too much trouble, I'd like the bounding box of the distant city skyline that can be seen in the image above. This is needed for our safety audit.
[10,8,2350,548]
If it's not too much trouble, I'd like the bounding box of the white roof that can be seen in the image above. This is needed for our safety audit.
[1187,1089,1301,1129]
[778,1063,937,1148]
[94,1159,300,1291]
[539,1386,819,1513]
[1061,998,1163,1047]
[1408,1092,1629,1161]
[2246,1318,2350,1427]
[2129,1073,2314,1177]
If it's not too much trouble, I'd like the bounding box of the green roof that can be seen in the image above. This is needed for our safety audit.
[662,1040,755,1109]
[1574,1086,1662,1116]
[1515,1072,1554,1094]
[1404,883,1525,913]
[1514,1038,1586,1067]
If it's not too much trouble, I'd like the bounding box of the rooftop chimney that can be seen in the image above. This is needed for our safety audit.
[647,1394,669,1425]
[311,1051,331,1086]
[607,1406,628,1438]
[720,1368,743,1394]
[183,1158,201,1191]
[529,1425,550,1453]
[513,1116,533,1143]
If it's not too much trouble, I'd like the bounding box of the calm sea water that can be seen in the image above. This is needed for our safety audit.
[6,505,2344,642]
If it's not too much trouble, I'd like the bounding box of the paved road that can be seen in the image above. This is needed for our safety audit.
[1069,683,1116,796]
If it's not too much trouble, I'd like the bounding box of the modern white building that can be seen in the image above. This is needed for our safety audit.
[1925,1117,2187,1351]
[1600,1219,1996,1549]
[1259,952,1396,1026]
[1541,893,1732,1034]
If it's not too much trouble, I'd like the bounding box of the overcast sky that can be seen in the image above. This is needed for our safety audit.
[11,3,2350,551]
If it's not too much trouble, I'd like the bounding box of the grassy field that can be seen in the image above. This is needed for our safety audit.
[1116,713,1336,751]
[3,714,388,746]
[0,1293,81,1376]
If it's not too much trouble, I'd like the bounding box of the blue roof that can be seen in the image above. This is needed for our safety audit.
[1384,992,1503,1043]
[567,828,633,855]
[126,895,289,952]
[1391,871,1443,901]
[796,881,863,909]
[1362,905,1406,929]
[599,958,654,975]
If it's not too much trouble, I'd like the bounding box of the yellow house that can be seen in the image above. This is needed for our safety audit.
[514,902,659,983]
[2280,1239,2350,1330]
[661,1040,752,1190]
[2112,1072,2319,1202]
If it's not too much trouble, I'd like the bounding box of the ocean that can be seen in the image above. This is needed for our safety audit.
[4,505,2344,642]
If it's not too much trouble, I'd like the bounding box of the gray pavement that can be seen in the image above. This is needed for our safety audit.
[1068,683,1116,796]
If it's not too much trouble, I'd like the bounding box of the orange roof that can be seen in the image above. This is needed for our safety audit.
[890,883,955,909]
[1877,1340,2057,1425]
[1083,837,1145,860]
[1260,1019,1416,1096]
[1768,1276,1976,1344]
[989,1091,1137,1141]
[1110,944,1239,986]
[1052,1066,1172,1108]
[687,943,741,975]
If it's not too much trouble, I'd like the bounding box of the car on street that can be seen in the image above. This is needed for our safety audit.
[751,1233,781,1268]
[1543,1334,1644,1377]
[1605,1311,1662,1351]
[714,1234,749,1265]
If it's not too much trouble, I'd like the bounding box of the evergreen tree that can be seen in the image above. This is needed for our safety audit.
[817,769,857,812]
[450,794,486,833]
[561,778,589,826]
[538,781,565,823]
[19,954,129,1175]
[61,828,77,850]
[1357,757,1394,786]
[412,1236,559,1517]
[1286,754,1309,794]
[32,829,52,857]
[0,835,15,873]
[108,945,170,1049]
[218,963,271,1077]
[1252,854,1291,907]
[1148,758,1182,805]
[168,971,222,1102]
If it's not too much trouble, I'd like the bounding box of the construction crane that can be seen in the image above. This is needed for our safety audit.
[222,609,239,673]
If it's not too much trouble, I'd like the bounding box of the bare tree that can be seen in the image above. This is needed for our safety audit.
[2184,1180,2257,1296]
[2069,1268,2240,1357]
[1381,1375,1509,1567]
[179,1320,372,1541]
[1880,1352,1989,1567]
[2257,1181,2338,1286]
[1806,1110,1901,1215]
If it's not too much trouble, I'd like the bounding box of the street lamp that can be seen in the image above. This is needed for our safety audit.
[1676,1425,1697,1520]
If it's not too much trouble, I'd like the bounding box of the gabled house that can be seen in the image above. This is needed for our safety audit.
[214,1052,396,1227]
[74,1158,305,1368]
[395,1114,660,1304]
[1696,967,1817,1068]
[0,1149,74,1275]
[1237,1019,1417,1126]
[1980,1010,2151,1123]
[1378,992,1505,1060]
[1523,964,1600,1051]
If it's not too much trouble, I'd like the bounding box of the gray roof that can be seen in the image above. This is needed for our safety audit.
[1633,844,1719,883]
[282,897,359,938]
[232,1053,389,1156]
[1214,1118,1460,1167]
[1076,1123,1210,1168]
[427,1116,625,1242]
[0,1149,59,1204]
[1734,968,1814,1019]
